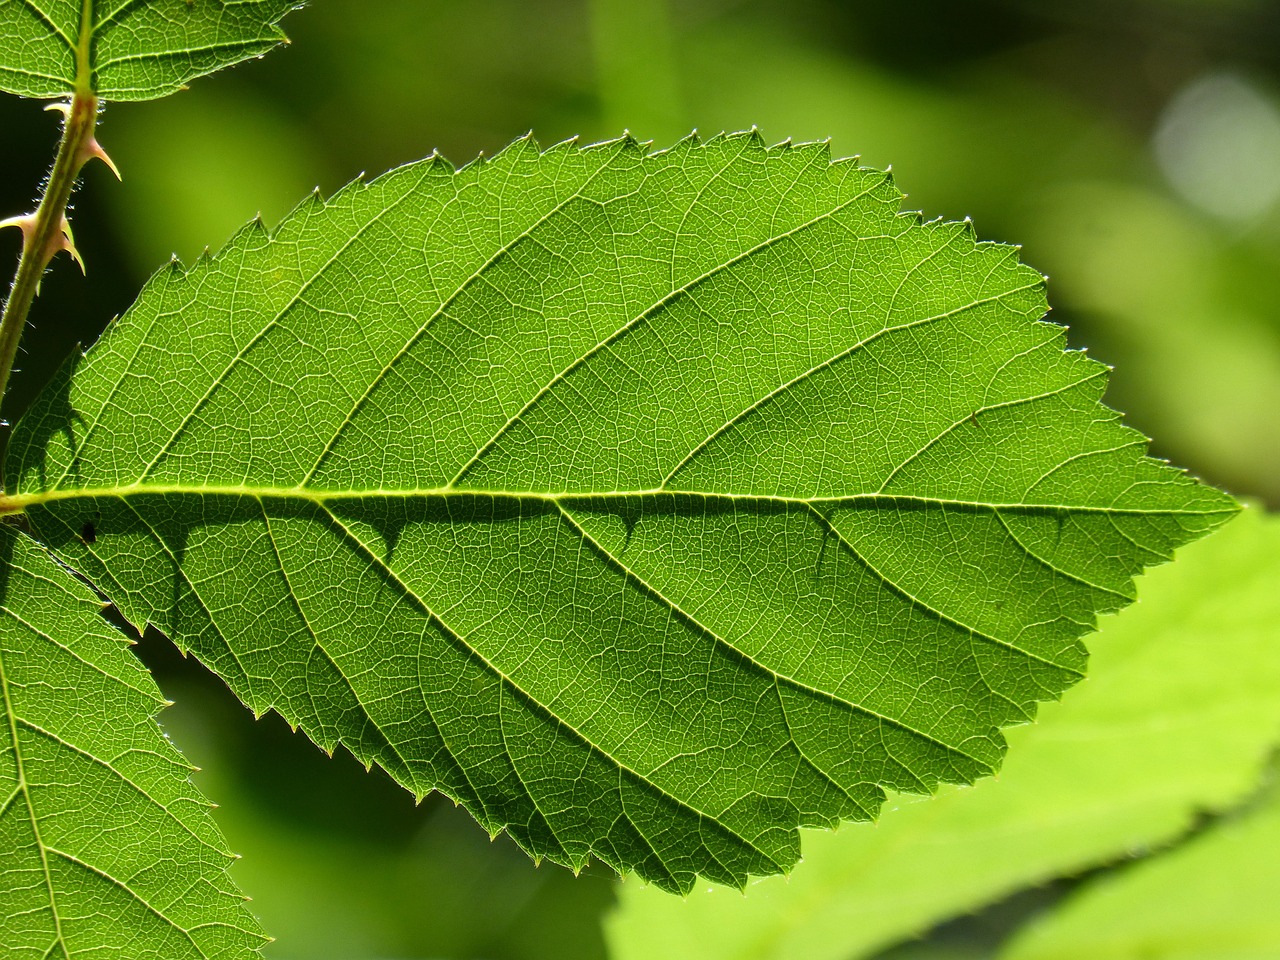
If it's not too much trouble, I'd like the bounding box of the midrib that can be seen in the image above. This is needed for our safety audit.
[0,484,1238,518]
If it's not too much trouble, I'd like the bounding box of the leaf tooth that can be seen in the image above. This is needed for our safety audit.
[651,130,699,158]
[200,213,272,268]
[276,185,326,228]
[613,130,648,154]
[320,172,369,211]
[544,135,581,155]
[425,150,454,174]
[793,137,838,168]
[488,131,541,168]
[458,148,489,174]
[514,129,542,152]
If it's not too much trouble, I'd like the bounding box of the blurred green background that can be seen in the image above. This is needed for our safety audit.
[2,1,1279,957]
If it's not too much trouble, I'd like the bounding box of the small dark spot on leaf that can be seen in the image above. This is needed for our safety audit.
[80,521,96,544]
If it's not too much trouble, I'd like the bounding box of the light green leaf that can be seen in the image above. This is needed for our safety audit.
[3,133,1236,892]
[0,0,300,101]
[606,506,1280,957]
[1003,782,1280,960]
[0,527,264,958]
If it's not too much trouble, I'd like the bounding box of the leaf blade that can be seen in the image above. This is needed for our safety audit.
[0,527,265,959]
[606,506,1280,959]
[6,134,1237,891]
[0,0,301,101]
[1002,780,1280,960]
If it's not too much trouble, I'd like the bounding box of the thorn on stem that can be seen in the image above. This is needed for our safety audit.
[79,136,122,181]
[58,217,86,274]
[0,214,38,246]
[1,214,86,274]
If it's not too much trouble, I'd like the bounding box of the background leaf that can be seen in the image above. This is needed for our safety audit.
[6,133,1235,892]
[606,506,1280,959]
[1003,779,1280,960]
[0,0,301,101]
[0,527,264,959]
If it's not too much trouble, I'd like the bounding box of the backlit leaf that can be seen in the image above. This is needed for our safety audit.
[3,133,1236,892]
[0,527,264,958]
[0,0,300,101]
[607,506,1280,957]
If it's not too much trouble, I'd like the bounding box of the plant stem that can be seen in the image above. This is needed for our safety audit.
[0,90,104,422]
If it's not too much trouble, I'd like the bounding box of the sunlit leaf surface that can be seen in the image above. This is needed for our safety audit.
[0,0,299,101]
[0,528,264,959]
[5,133,1236,891]
[608,507,1280,957]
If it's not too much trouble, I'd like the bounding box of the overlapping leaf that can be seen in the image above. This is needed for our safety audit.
[607,507,1280,958]
[0,527,264,958]
[1005,781,1280,960]
[3,133,1237,891]
[0,0,301,101]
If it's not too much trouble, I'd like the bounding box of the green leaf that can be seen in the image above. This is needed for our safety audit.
[1003,783,1280,960]
[0,0,301,101]
[4,133,1236,892]
[607,506,1280,958]
[0,527,265,958]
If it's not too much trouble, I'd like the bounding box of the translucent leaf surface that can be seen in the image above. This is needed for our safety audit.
[0,528,264,958]
[4,134,1236,892]
[1004,782,1280,960]
[607,506,1279,957]
[0,0,300,101]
